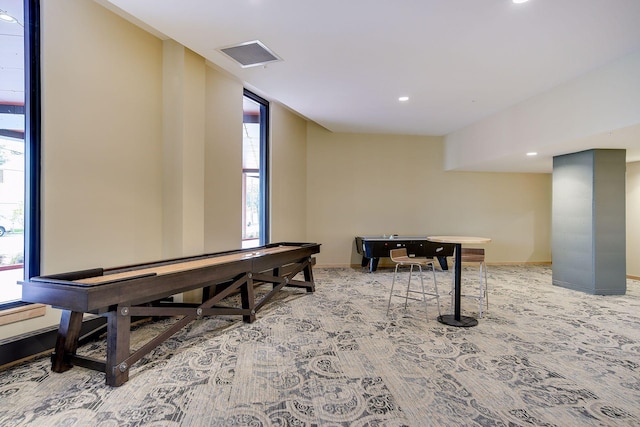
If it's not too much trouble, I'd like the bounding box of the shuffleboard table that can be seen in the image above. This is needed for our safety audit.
[20,242,320,386]
[355,235,455,272]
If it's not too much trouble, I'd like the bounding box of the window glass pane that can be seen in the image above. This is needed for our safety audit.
[243,122,260,169]
[242,97,261,170]
[0,0,25,304]
[243,172,260,240]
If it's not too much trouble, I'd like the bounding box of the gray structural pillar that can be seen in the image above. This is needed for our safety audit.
[552,149,626,295]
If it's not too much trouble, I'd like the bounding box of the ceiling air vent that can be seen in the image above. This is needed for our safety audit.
[219,40,281,68]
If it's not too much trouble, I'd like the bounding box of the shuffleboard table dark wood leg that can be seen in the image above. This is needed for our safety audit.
[52,310,83,373]
[105,306,131,386]
[241,273,256,323]
[303,258,315,292]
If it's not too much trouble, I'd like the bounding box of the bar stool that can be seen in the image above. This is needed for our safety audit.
[451,247,489,318]
[386,248,441,318]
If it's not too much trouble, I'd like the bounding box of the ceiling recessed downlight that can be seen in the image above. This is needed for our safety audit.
[398,96,409,102]
[513,0,529,3]
[526,152,538,156]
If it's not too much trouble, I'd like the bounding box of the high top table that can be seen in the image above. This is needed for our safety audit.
[427,236,491,327]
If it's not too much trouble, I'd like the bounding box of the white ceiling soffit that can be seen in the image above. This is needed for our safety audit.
[100,0,640,172]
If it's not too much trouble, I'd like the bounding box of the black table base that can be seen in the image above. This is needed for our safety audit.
[437,314,478,327]
[440,242,478,327]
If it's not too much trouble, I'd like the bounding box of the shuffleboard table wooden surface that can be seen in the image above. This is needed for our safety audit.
[20,242,320,386]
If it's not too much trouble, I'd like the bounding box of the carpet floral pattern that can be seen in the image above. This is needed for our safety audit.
[1,265,639,426]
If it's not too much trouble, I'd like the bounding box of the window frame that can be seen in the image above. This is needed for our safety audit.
[0,0,41,310]
[242,89,269,246]
[24,0,41,280]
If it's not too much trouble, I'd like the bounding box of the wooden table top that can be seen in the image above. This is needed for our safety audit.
[75,245,301,285]
[357,236,432,241]
[427,236,492,245]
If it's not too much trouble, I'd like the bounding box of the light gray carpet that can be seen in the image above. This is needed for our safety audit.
[1,265,639,426]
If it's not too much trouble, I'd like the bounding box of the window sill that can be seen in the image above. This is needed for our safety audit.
[0,304,46,326]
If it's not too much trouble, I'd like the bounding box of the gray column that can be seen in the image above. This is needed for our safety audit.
[552,149,626,295]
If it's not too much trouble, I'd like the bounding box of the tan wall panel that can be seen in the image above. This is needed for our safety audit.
[204,67,243,252]
[161,45,206,259]
[161,40,186,257]
[627,161,640,278]
[42,0,163,272]
[270,103,307,242]
[181,49,206,256]
[306,123,552,266]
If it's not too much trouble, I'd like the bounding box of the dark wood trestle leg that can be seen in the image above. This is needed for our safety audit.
[52,310,83,373]
[272,267,281,289]
[241,273,256,323]
[105,306,132,387]
[303,257,315,292]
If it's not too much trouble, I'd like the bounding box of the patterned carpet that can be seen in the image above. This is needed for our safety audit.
[1,265,639,426]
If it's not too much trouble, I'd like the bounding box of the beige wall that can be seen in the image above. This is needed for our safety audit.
[270,103,308,241]
[42,0,164,272]
[204,66,243,252]
[306,123,552,267]
[627,161,640,278]
[162,42,207,258]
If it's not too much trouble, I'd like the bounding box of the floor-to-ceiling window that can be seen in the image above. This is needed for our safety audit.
[0,0,39,307]
[242,90,269,248]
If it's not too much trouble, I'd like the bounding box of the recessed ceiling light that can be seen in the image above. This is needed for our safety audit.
[513,0,529,4]
[398,96,409,102]
[526,152,538,156]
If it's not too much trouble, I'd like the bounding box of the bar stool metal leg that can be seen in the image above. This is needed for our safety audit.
[387,263,401,315]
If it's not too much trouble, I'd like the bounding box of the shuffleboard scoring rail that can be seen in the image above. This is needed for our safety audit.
[20,242,321,386]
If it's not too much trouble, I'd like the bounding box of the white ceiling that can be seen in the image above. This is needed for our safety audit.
[6,0,640,172]
[101,0,640,173]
